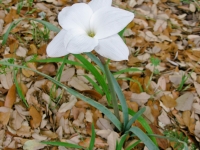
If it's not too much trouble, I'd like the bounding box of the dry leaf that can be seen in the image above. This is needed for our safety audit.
[79,137,108,149]
[38,63,57,76]
[130,92,150,106]
[68,77,91,91]
[160,95,176,108]
[96,118,114,130]
[23,140,46,150]
[149,124,169,149]
[182,110,190,127]
[107,131,119,150]
[29,106,42,128]
[85,110,93,122]
[127,101,138,112]
[194,121,200,138]
[0,72,13,89]
[16,46,27,57]
[158,110,171,126]
[4,84,16,108]
[58,95,77,113]
[60,68,75,82]
[10,110,24,130]
[143,106,155,123]
[0,107,12,125]
[175,92,194,111]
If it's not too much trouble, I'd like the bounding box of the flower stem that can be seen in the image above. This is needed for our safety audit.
[97,54,120,121]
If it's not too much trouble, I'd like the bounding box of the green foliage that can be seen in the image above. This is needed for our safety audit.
[150,56,160,75]
[164,130,191,150]
[17,0,24,14]
[89,123,96,150]
[13,68,29,108]
[177,73,191,92]
[30,21,50,45]
[41,141,83,149]
[0,58,15,74]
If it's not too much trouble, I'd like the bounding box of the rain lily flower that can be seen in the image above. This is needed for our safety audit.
[47,0,134,61]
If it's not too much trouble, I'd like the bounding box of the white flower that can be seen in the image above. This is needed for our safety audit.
[47,0,134,61]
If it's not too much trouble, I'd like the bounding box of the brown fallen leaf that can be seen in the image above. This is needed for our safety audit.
[149,124,169,149]
[8,36,19,53]
[129,76,143,93]
[127,100,138,112]
[182,110,191,127]
[82,90,102,100]
[4,9,19,24]
[160,95,176,108]
[19,83,28,96]
[37,44,47,55]
[0,107,12,125]
[79,137,108,149]
[29,106,42,128]
[4,84,16,108]
[22,62,36,77]
[38,63,57,76]
[27,44,38,55]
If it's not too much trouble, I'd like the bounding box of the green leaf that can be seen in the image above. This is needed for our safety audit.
[117,134,128,150]
[74,54,110,103]
[2,18,24,45]
[30,57,85,68]
[110,73,129,130]
[13,68,29,108]
[128,127,159,150]
[0,61,122,131]
[41,141,83,149]
[85,53,104,71]
[125,107,146,131]
[125,140,141,150]
[29,19,60,32]
[113,68,142,76]
[128,108,157,145]
[83,75,103,95]
[89,123,96,150]
[86,52,129,130]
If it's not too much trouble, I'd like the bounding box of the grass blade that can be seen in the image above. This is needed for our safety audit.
[85,53,104,71]
[74,54,110,103]
[125,140,141,150]
[2,18,24,45]
[83,75,103,95]
[125,107,146,131]
[41,141,83,149]
[0,61,122,131]
[89,123,95,150]
[117,134,128,150]
[86,52,129,129]
[128,127,159,150]
[30,57,85,68]
[29,19,60,32]
[113,68,142,75]
[128,108,157,145]
[13,68,29,108]
[110,73,129,131]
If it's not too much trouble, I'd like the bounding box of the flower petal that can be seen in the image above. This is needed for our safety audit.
[88,0,112,12]
[47,29,69,57]
[58,3,93,32]
[95,34,129,61]
[64,28,86,48]
[66,34,98,54]
[91,7,134,39]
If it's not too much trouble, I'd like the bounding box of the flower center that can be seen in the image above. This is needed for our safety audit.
[88,31,95,37]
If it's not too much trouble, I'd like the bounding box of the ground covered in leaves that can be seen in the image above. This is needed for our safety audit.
[0,0,200,149]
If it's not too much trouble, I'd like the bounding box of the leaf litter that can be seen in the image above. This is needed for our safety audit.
[0,0,200,149]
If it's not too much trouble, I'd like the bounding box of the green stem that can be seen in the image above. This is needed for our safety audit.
[97,54,120,121]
